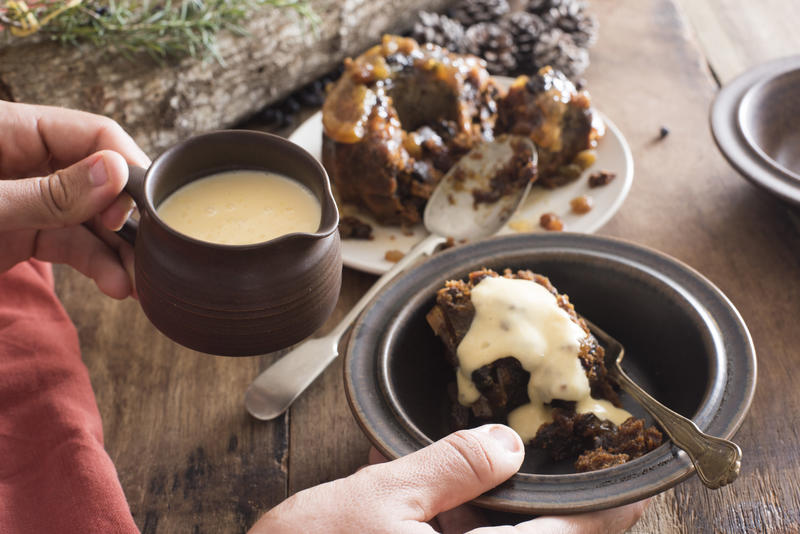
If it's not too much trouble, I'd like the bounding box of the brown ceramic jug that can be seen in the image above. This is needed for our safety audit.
[118,130,342,356]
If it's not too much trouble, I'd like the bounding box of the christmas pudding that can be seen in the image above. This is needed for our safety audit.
[496,66,604,187]
[425,268,663,471]
[322,35,500,226]
[322,35,603,227]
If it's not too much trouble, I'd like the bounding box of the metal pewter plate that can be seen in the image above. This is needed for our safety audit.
[711,55,800,206]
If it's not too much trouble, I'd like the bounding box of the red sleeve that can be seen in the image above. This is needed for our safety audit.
[0,260,140,534]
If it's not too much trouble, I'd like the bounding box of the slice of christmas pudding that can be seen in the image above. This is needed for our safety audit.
[426,267,662,471]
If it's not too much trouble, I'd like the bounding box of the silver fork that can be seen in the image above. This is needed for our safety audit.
[584,318,742,489]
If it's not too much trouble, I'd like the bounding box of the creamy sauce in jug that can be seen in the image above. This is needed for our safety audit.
[157,170,321,246]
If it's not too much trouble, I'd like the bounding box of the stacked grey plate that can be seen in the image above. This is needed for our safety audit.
[711,55,800,206]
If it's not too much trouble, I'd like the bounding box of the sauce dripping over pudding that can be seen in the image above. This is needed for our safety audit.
[455,275,631,442]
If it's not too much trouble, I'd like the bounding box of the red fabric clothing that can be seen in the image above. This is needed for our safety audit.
[0,260,139,533]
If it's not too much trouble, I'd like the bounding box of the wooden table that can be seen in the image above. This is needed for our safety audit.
[53,1,800,532]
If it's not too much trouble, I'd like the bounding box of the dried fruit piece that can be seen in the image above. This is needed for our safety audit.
[539,212,563,231]
[588,170,616,187]
[570,194,593,214]
[385,249,405,262]
[574,149,596,169]
[558,163,583,180]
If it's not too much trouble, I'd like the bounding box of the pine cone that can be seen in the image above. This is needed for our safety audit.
[412,11,468,53]
[532,28,589,78]
[542,2,598,47]
[448,0,510,26]
[523,0,573,15]
[465,21,518,75]
[502,11,547,74]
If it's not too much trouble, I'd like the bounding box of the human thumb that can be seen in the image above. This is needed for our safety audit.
[0,150,129,231]
[359,424,524,522]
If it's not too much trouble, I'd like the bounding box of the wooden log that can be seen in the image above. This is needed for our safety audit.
[0,0,455,155]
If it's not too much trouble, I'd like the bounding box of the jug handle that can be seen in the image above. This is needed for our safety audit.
[117,164,147,245]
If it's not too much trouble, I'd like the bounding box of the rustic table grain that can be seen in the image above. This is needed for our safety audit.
[53,0,800,532]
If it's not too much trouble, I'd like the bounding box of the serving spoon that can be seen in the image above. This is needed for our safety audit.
[245,134,537,420]
[584,317,742,489]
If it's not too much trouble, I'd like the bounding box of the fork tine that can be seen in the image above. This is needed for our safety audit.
[581,316,617,350]
[580,315,625,370]
[581,316,604,338]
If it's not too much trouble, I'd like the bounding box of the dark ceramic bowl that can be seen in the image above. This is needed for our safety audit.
[738,67,800,180]
[712,55,800,205]
[344,233,756,514]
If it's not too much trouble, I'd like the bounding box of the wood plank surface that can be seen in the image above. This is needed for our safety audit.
[53,267,291,533]
[585,2,800,532]
[674,0,800,84]
[50,0,800,532]
[286,268,375,494]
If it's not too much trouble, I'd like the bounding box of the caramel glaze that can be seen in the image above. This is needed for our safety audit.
[322,35,500,226]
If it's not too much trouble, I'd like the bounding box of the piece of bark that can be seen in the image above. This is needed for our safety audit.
[0,0,455,155]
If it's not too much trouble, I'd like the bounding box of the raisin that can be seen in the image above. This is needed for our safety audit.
[539,212,564,231]
[570,195,593,214]
[588,170,616,188]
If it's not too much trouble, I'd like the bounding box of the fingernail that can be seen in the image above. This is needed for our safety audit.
[475,424,523,454]
[90,156,109,186]
[110,206,135,232]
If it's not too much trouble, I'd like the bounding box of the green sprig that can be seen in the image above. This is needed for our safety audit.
[0,0,318,63]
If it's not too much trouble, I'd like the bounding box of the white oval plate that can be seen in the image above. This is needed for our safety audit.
[289,80,633,274]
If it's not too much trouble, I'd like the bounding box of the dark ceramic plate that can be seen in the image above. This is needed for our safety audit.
[711,55,800,206]
[344,233,756,514]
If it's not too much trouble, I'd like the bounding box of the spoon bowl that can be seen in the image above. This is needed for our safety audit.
[424,135,536,240]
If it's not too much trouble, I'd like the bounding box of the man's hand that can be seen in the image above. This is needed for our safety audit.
[0,101,150,298]
[249,424,648,534]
